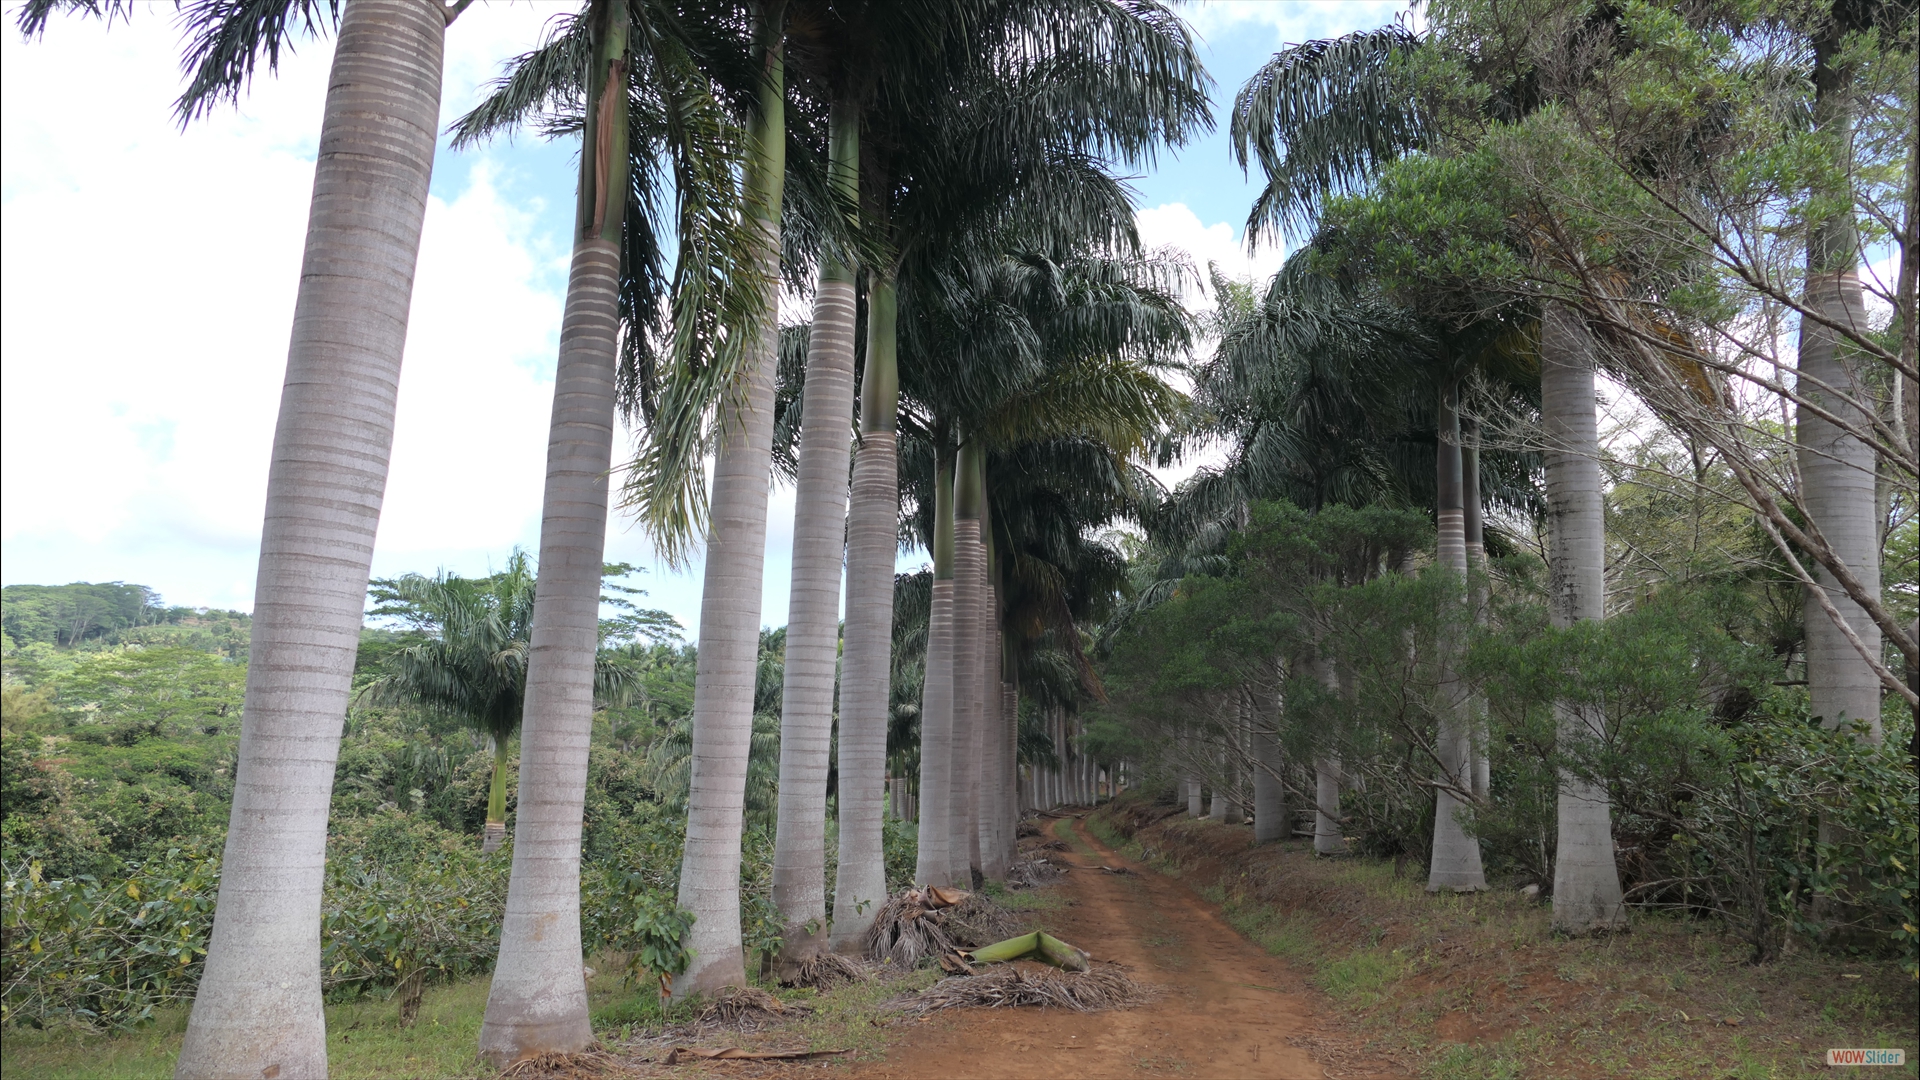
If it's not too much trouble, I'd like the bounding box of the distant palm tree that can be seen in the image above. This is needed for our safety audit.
[361,552,541,854]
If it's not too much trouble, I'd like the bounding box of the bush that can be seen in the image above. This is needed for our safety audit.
[1,844,218,1029]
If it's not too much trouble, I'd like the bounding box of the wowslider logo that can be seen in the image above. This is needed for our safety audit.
[1827,1049,1906,1067]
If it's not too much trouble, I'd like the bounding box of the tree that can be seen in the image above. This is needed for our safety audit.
[17,0,467,1072]
[671,0,787,1000]
[361,555,541,853]
[451,0,763,1048]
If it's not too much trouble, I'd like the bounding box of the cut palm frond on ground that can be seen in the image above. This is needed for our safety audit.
[1008,856,1066,889]
[695,986,807,1030]
[903,961,1150,1013]
[662,1046,852,1063]
[863,889,963,968]
[782,952,870,991]
[946,892,1026,948]
[863,887,1028,965]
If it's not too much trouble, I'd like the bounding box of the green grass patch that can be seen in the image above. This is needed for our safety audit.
[1317,948,1406,1007]
[0,976,508,1080]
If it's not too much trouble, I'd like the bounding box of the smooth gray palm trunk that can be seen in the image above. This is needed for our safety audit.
[175,3,443,1075]
[676,18,784,995]
[1428,389,1488,893]
[914,455,957,886]
[1799,269,1883,741]
[480,238,619,1062]
[1000,677,1019,868]
[948,517,984,885]
[772,105,859,971]
[1542,304,1627,933]
[916,582,957,885]
[481,1,631,1055]
[830,278,898,952]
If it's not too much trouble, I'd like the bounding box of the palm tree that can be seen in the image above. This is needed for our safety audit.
[769,95,858,975]
[914,447,960,886]
[19,1,466,1072]
[831,270,903,946]
[1797,2,1887,744]
[451,0,764,1046]
[1540,304,1626,931]
[831,0,1207,901]
[672,0,787,999]
[361,554,540,853]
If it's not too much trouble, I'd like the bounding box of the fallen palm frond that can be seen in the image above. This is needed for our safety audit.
[782,951,871,991]
[501,1049,613,1078]
[863,889,962,968]
[695,986,808,1030]
[946,891,1027,948]
[662,1046,853,1064]
[1008,856,1066,889]
[903,961,1150,1013]
[1034,839,1072,852]
[1017,819,1043,838]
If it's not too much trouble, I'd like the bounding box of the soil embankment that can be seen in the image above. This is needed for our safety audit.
[842,813,1400,1080]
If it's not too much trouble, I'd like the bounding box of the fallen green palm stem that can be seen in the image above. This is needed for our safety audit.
[963,932,1091,972]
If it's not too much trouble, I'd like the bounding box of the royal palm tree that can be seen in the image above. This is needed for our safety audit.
[451,0,764,1046]
[1797,1,1888,744]
[825,0,1207,905]
[669,0,787,1000]
[361,554,541,853]
[21,1,467,1072]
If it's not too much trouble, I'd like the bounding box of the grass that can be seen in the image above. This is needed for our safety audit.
[0,955,932,1079]
[1092,795,1919,1080]
[0,975,526,1079]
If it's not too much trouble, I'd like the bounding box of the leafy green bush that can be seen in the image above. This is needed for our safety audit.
[1,844,218,1029]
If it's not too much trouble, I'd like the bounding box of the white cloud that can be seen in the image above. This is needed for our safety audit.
[1,4,577,611]
[1184,0,1420,41]
[1136,201,1287,310]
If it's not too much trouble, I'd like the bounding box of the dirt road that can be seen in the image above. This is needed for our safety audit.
[844,815,1400,1080]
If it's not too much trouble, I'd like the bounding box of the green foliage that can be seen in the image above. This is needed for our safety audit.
[1,845,218,1029]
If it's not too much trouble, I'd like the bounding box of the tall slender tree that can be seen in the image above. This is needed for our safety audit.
[452,0,763,1039]
[674,0,788,998]
[1541,304,1627,932]
[831,269,899,946]
[770,97,859,975]
[18,0,464,1072]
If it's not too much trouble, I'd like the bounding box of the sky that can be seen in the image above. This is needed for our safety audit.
[0,0,1411,637]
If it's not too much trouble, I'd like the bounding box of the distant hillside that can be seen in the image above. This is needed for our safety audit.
[2,582,250,657]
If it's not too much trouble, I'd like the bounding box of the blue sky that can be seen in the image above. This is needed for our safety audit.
[1,1,1410,637]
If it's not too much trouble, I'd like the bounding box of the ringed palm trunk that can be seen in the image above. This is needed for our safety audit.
[949,439,985,886]
[175,2,444,1074]
[1798,43,1883,744]
[1428,385,1488,893]
[1252,682,1285,843]
[1462,419,1491,802]
[1311,654,1346,856]
[830,273,897,951]
[481,2,631,1060]
[675,7,785,997]
[913,448,958,886]
[977,506,1008,881]
[772,99,859,974]
[1541,304,1628,932]
[1001,669,1019,867]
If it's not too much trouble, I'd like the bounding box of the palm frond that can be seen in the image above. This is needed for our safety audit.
[1231,24,1422,244]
